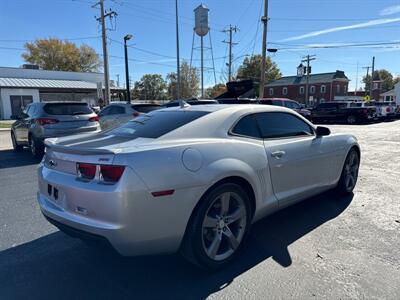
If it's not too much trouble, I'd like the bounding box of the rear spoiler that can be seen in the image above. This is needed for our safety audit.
[44,140,116,155]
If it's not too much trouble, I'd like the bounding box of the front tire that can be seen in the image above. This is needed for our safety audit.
[336,148,360,194]
[347,115,357,125]
[11,131,23,152]
[180,183,251,270]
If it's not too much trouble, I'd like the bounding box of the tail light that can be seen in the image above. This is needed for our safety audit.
[77,163,96,180]
[362,108,368,115]
[133,112,141,117]
[36,118,59,126]
[76,163,125,183]
[386,107,391,113]
[100,165,125,183]
[89,116,100,122]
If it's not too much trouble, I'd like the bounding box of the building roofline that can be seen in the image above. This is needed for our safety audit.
[0,66,103,76]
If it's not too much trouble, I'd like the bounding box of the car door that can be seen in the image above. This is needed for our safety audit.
[105,105,127,129]
[256,112,334,207]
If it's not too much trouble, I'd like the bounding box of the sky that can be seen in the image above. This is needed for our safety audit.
[0,0,399,91]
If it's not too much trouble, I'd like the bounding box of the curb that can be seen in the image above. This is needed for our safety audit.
[0,128,11,132]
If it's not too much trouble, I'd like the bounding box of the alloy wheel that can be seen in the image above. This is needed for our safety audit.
[344,151,359,191]
[201,191,247,261]
[30,138,36,156]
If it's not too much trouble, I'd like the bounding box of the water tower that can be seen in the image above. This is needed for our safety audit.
[192,4,216,98]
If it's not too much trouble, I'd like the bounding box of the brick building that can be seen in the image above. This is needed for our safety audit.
[265,64,349,105]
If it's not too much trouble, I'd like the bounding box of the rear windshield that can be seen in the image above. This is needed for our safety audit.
[106,110,209,138]
[132,104,160,113]
[43,103,92,115]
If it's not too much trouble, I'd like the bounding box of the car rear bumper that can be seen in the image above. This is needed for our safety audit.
[37,163,204,256]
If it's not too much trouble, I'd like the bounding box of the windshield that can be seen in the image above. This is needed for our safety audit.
[106,110,209,138]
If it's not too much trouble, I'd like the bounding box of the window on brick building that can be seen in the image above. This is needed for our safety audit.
[310,86,316,94]
[282,87,288,95]
[299,86,305,95]
[269,88,274,96]
[320,85,326,93]
[336,84,340,93]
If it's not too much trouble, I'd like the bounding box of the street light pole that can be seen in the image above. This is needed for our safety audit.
[259,0,269,99]
[175,0,181,100]
[124,34,133,102]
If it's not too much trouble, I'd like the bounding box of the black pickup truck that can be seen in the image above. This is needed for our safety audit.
[311,102,377,124]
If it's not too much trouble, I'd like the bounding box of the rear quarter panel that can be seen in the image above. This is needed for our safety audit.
[113,138,278,222]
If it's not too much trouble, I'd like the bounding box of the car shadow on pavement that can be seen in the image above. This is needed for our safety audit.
[0,191,353,300]
[0,149,40,169]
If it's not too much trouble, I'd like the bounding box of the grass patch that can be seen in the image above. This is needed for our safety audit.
[0,123,12,129]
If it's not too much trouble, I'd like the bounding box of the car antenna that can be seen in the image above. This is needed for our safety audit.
[179,99,191,109]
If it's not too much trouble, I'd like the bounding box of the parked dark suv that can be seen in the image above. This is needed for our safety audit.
[11,102,100,158]
[260,98,311,119]
[311,101,377,124]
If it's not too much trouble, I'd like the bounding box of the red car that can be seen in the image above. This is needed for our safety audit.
[260,98,311,119]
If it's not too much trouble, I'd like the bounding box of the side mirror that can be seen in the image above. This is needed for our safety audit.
[316,126,330,137]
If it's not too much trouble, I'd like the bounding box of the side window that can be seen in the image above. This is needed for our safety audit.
[255,112,314,139]
[99,107,111,116]
[109,106,126,115]
[272,100,283,106]
[231,114,260,139]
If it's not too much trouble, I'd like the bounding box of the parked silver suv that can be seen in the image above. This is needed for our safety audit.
[11,102,100,158]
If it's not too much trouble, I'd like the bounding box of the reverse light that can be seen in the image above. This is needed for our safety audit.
[77,163,96,180]
[89,116,100,122]
[36,118,59,126]
[100,165,125,183]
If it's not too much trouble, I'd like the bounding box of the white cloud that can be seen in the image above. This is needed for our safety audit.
[281,17,400,42]
[380,5,400,16]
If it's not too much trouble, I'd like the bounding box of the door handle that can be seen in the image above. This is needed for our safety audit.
[271,150,285,158]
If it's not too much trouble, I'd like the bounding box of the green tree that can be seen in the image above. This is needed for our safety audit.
[236,55,281,83]
[205,83,226,99]
[362,69,396,93]
[132,74,167,100]
[167,61,200,99]
[22,38,101,72]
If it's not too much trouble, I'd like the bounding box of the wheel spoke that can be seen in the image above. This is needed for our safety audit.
[207,233,222,259]
[203,215,218,228]
[220,192,230,215]
[226,207,245,225]
[223,227,239,250]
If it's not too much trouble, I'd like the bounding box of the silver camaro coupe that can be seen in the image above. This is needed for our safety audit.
[38,104,360,269]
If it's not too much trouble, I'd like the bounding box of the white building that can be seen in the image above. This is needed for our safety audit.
[395,82,400,105]
[0,66,123,119]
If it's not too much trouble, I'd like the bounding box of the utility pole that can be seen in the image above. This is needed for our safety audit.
[94,0,117,105]
[302,54,316,104]
[354,62,359,95]
[124,34,133,102]
[258,0,269,99]
[116,74,120,87]
[222,25,239,82]
[175,0,181,100]
[362,66,370,94]
[370,56,375,99]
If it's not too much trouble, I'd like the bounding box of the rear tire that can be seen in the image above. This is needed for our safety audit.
[11,131,23,152]
[347,115,357,125]
[336,148,360,195]
[180,183,251,270]
[29,135,44,158]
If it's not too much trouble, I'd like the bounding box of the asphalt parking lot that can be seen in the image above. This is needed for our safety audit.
[0,121,399,300]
